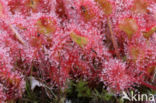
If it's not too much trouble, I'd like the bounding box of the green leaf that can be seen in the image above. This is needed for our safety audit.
[70,32,88,47]
[36,17,56,36]
[76,80,91,98]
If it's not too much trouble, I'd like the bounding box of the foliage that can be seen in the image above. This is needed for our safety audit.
[0,0,155,102]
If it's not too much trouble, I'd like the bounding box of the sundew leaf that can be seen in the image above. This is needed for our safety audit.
[143,26,156,39]
[129,46,145,62]
[8,0,23,15]
[56,0,67,19]
[30,37,42,48]
[130,47,140,61]
[95,0,112,15]
[131,0,149,14]
[119,18,138,39]
[26,0,40,12]
[36,17,56,36]
[147,66,156,77]
[70,32,88,47]
[80,5,95,22]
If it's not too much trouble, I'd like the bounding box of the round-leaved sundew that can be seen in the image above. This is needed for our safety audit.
[95,0,113,16]
[80,5,95,22]
[36,17,57,36]
[70,31,88,48]
[131,0,149,14]
[119,18,138,39]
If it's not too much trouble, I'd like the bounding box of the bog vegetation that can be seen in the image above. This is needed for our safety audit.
[0,0,155,102]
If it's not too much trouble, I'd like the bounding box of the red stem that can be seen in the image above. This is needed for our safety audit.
[107,18,120,58]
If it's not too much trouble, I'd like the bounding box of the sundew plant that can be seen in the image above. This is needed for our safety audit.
[0,0,155,102]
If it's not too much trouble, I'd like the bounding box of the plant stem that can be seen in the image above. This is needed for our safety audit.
[107,18,120,58]
[10,25,26,45]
